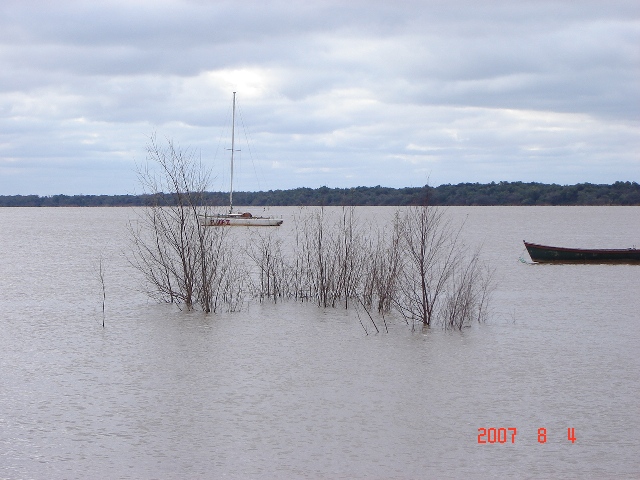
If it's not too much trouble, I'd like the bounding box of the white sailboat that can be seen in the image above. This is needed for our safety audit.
[200,92,283,227]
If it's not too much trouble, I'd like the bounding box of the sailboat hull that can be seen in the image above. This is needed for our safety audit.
[200,214,283,227]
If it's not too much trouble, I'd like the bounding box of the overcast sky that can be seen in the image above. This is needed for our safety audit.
[1,0,638,195]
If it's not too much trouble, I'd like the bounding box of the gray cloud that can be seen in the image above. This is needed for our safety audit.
[0,0,638,194]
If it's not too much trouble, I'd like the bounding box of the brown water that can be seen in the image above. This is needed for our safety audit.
[1,206,639,479]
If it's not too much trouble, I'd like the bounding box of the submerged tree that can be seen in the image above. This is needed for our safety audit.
[128,139,493,328]
[287,206,367,308]
[366,211,402,314]
[395,204,494,329]
[243,203,494,331]
[129,135,244,313]
[244,228,289,302]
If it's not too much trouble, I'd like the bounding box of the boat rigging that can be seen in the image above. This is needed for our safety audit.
[200,92,283,227]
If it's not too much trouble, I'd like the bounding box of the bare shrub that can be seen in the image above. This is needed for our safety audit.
[280,204,493,332]
[128,135,245,313]
[333,206,364,308]
[128,149,493,328]
[287,207,366,308]
[395,204,494,329]
[370,212,403,314]
[245,229,289,302]
[441,249,494,330]
[97,254,106,327]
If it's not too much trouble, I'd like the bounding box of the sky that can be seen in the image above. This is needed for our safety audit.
[1,0,639,195]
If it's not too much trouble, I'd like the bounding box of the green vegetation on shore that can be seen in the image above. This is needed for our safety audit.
[1,181,639,207]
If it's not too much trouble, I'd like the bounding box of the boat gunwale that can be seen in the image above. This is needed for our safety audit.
[523,241,638,255]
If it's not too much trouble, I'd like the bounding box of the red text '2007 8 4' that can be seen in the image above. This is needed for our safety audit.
[477,428,576,444]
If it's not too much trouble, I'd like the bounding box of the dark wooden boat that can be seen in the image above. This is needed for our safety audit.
[523,241,640,264]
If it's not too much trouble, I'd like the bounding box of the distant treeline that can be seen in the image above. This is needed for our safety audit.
[2,181,640,207]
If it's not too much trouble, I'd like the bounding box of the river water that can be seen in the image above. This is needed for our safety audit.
[0,206,639,479]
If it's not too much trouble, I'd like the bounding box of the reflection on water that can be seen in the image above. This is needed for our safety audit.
[0,206,639,479]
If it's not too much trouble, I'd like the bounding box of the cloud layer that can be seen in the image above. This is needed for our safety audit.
[1,0,638,194]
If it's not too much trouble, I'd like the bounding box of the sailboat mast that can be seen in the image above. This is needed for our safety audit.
[229,91,236,214]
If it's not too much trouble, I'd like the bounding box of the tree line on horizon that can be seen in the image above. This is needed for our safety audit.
[1,181,639,207]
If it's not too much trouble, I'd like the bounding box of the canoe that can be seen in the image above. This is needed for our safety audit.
[523,241,640,264]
